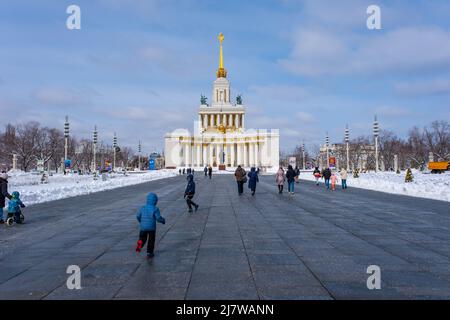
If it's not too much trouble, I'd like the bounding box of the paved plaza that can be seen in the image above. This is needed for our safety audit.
[1,174,450,300]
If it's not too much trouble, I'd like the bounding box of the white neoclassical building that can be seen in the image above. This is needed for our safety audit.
[164,33,279,170]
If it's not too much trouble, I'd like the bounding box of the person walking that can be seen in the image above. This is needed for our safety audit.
[208,166,212,179]
[247,167,259,196]
[0,172,12,224]
[322,167,332,190]
[234,165,247,195]
[313,167,321,185]
[330,172,339,191]
[340,168,348,189]
[275,166,285,194]
[204,166,208,177]
[184,174,199,213]
[286,165,296,195]
[294,166,300,183]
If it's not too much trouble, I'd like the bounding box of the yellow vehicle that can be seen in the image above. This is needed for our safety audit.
[428,161,450,173]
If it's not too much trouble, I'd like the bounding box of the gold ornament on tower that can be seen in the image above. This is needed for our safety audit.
[218,124,226,134]
[216,33,227,78]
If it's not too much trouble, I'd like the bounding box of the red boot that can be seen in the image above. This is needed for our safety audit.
[136,240,143,253]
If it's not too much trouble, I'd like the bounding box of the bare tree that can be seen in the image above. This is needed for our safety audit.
[424,121,450,161]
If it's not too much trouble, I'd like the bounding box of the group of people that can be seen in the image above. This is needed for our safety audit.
[0,172,26,225]
[313,167,348,190]
[275,165,301,195]
[234,166,260,196]
[135,165,350,258]
[178,168,195,175]
[203,166,213,179]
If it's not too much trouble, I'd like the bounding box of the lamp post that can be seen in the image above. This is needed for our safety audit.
[373,115,379,172]
[345,124,350,171]
[93,126,98,180]
[64,116,69,174]
[138,140,142,171]
[113,133,117,172]
[325,132,330,168]
[302,141,306,170]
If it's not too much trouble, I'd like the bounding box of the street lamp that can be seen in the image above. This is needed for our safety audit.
[345,124,350,171]
[373,115,379,172]
[138,140,142,171]
[325,132,330,168]
[113,133,117,172]
[64,116,69,174]
[93,126,98,180]
[302,141,306,170]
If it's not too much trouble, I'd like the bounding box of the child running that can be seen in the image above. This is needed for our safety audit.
[184,174,199,212]
[136,192,166,258]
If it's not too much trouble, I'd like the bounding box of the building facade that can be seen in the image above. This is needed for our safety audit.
[164,33,279,169]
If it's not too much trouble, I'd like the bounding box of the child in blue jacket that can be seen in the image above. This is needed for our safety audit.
[184,174,199,213]
[136,192,165,258]
[7,191,25,223]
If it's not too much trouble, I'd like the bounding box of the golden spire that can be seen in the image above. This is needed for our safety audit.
[216,33,227,78]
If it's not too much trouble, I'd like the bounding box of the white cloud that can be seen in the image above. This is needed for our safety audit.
[248,84,309,101]
[280,26,450,76]
[374,106,412,117]
[296,111,316,124]
[394,78,450,96]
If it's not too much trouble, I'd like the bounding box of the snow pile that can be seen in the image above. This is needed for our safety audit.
[6,170,177,206]
[299,170,450,202]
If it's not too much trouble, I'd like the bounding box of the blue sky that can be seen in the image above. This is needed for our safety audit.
[1,0,450,154]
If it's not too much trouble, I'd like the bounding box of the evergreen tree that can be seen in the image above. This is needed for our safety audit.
[405,168,413,183]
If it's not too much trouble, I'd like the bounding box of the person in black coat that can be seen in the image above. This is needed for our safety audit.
[184,174,199,213]
[286,165,296,195]
[322,168,332,190]
[0,173,12,224]
[208,166,212,179]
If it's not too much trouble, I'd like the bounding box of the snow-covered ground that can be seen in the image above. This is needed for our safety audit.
[6,170,178,206]
[299,169,450,202]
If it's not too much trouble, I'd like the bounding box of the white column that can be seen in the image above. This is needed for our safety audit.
[237,143,242,166]
[195,144,200,167]
[241,114,245,129]
[255,143,259,167]
[185,144,190,167]
[217,144,222,165]
[203,144,207,166]
[243,143,248,167]
[250,143,255,167]
[209,145,214,166]
[231,142,235,167]
[218,114,221,126]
